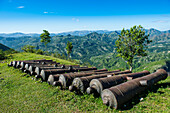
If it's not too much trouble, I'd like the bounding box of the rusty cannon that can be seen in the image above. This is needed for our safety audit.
[101,69,168,109]
[22,61,57,73]
[12,59,49,68]
[37,67,97,82]
[7,61,13,67]
[69,70,131,94]
[34,65,82,76]
[49,69,112,86]
[27,63,70,76]
[86,70,150,96]
[15,59,48,68]
[49,69,109,85]
[20,60,55,71]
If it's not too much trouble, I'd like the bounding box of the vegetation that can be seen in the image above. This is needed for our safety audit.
[0,53,169,112]
[40,30,51,47]
[66,41,73,58]
[90,52,170,72]
[115,25,152,71]
[0,28,169,70]
[21,45,36,53]
[0,43,17,60]
[0,43,11,51]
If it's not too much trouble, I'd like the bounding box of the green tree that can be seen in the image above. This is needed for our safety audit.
[21,45,36,53]
[40,30,51,47]
[115,25,152,71]
[66,41,73,58]
[0,49,6,60]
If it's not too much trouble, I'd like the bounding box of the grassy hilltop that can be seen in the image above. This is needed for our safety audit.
[0,53,170,112]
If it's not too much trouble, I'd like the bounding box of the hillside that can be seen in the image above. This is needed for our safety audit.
[0,28,169,70]
[90,52,170,71]
[0,53,169,112]
[0,43,10,51]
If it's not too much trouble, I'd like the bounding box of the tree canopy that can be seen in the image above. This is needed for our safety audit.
[66,41,73,58]
[115,25,152,71]
[40,30,51,46]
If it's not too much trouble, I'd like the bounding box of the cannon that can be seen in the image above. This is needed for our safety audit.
[86,70,150,96]
[69,70,131,94]
[13,59,50,68]
[49,69,111,86]
[24,63,55,73]
[15,59,47,68]
[22,60,57,73]
[101,69,168,109]
[20,60,54,71]
[38,67,97,82]
[12,61,18,68]
[28,64,62,76]
[34,65,85,76]
[7,61,13,67]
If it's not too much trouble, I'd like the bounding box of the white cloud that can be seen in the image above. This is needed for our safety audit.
[17,6,24,9]
[152,20,168,23]
[44,12,48,14]
[72,18,80,22]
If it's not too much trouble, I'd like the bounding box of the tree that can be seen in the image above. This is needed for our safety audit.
[66,41,73,58]
[115,25,152,71]
[40,30,51,47]
[0,49,6,60]
[21,45,36,53]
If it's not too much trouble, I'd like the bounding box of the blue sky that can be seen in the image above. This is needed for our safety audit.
[0,0,170,33]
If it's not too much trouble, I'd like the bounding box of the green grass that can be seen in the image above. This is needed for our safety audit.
[133,60,167,73]
[0,52,169,112]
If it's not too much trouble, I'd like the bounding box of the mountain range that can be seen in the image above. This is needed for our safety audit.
[1,28,169,37]
[0,28,169,70]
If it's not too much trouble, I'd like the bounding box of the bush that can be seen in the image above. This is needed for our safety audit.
[21,45,36,53]
[36,49,44,55]
[0,49,6,60]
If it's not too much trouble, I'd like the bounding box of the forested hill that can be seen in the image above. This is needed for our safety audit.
[0,43,11,51]
[0,28,169,70]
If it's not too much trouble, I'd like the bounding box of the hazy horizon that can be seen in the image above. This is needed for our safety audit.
[0,27,170,34]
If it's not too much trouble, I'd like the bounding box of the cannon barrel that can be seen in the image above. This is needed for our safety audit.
[87,70,150,95]
[101,69,168,109]
[14,59,50,68]
[28,65,60,76]
[69,70,131,94]
[23,61,57,73]
[16,59,47,68]
[34,65,85,76]
[49,69,110,86]
[12,61,18,68]
[27,62,66,75]
[20,60,54,71]
[39,67,97,82]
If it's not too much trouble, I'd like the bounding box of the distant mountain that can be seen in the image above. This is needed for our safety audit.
[57,30,112,36]
[0,32,40,37]
[0,30,112,37]
[0,28,169,69]
[0,43,11,51]
[145,28,162,37]
[0,28,169,37]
